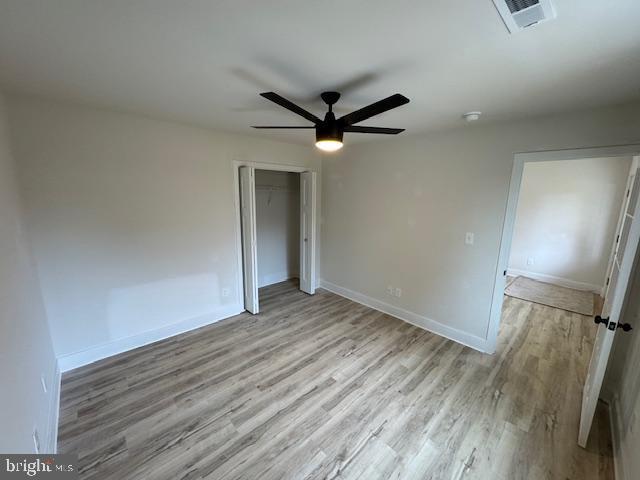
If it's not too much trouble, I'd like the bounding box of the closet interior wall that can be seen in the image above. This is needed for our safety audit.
[255,170,300,288]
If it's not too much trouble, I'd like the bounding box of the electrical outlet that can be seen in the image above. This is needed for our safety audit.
[394,288,402,297]
[527,257,535,266]
[33,429,40,454]
[465,232,474,245]
[386,285,393,295]
[40,374,48,394]
[221,288,230,298]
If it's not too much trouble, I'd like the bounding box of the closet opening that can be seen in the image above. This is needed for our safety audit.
[234,163,317,314]
[255,169,300,291]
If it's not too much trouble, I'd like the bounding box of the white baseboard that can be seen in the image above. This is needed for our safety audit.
[507,268,604,294]
[258,271,298,288]
[608,394,627,480]
[45,361,61,453]
[57,303,244,373]
[319,279,488,353]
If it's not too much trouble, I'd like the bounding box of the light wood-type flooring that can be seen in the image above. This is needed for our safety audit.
[58,280,613,479]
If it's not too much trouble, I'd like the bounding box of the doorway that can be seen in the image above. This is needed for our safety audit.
[503,156,633,317]
[489,146,640,349]
[487,145,640,449]
[255,170,300,289]
[234,162,317,314]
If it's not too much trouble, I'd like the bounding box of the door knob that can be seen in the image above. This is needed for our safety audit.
[617,323,633,332]
[594,315,609,327]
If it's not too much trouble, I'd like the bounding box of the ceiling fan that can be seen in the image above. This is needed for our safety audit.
[252,91,410,152]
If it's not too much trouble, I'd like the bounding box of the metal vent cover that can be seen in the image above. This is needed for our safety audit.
[505,0,540,14]
[493,0,556,33]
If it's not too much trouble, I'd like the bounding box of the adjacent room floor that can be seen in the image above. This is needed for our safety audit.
[505,275,604,317]
[58,280,613,479]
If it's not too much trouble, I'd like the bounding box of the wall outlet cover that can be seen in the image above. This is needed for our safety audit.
[465,232,475,245]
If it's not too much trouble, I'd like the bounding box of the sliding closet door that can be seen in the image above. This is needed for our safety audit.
[299,171,316,294]
[239,166,259,313]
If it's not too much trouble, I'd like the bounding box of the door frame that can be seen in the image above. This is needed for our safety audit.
[486,144,640,353]
[232,161,318,309]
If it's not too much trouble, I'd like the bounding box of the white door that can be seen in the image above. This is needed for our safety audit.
[579,161,640,447]
[300,171,317,294]
[239,166,259,314]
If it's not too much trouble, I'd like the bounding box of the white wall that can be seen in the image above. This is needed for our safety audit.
[6,95,319,369]
[321,101,640,350]
[508,157,632,292]
[255,170,299,288]
[0,92,58,453]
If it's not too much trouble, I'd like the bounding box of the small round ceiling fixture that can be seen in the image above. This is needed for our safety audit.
[463,111,482,122]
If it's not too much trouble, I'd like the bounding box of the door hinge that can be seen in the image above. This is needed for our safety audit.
[606,277,610,286]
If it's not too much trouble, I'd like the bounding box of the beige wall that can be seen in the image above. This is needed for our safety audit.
[321,101,640,348]
[0,92,58,453]
[509,157,632,292]
[7,95,319,367]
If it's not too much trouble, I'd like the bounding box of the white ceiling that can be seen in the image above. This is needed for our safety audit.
[0,0,639,144]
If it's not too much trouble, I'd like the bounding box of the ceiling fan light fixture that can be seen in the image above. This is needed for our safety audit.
[315,139,344,152]
[315,122,344,152]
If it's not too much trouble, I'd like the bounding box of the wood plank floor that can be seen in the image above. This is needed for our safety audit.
[58,280,614,479]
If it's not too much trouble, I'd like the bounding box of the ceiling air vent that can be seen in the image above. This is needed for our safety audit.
[492,0,557,33]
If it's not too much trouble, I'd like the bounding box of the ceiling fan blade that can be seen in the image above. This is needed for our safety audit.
[339,94,410,126]
[343,126,405,134]
[252,126,315,129]
[260,92,322,124]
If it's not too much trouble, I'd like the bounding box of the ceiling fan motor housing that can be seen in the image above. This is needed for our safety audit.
[316,111,343,143]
